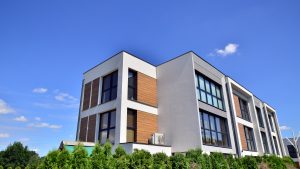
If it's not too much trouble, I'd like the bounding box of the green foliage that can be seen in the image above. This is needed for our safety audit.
[170,153,189,169]
[57,149,71,169]
[0,165,3,169]
[186,148,203,168]
[152,152,171,169]
[130,149,153,169]
[113,146,130,169]
[0,142,39,168]
[263,155,287,169]
[39,150,59,169]
[242,156,258,169]
[15,166,21,169]
[282,156,294,165]
[71,144,90,169]
[210,152,229,169]
[226,155,243,169]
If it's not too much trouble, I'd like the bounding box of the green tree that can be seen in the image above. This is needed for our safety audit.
[57,149,71,169]
[39,150,59,169]
[71,144,90,169]
[152,152,171,169]
[0,142,39,168]
[90,143,106,169]
[170,153,189,169]
[130,149,153,169]
[113,146,130,169]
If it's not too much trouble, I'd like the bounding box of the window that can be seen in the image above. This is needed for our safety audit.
[256,107,264,128]
[239,99,251,122]
[200,110,230,148]
[287,145,298,158]
[261,132,269,154]
[268,114,275,132]
[273,136,279,155]
[244,126,256,151]
[101,71,118,103]
[195,72,224,110]
[98,110,116,144]
[127,109,137,142]
[128,69,137,100]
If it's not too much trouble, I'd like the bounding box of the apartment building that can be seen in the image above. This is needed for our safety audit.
[75,51,286,157]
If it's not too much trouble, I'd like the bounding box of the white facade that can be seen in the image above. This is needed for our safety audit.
[76,51,285,157]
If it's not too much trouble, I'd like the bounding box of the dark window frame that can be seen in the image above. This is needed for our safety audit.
[200,110,230,148]
[98,110,116,144]
[101,70,118,104]
[195,72,225,111]
[261,131,269,154]
[239,98,251,122]
[256,107,264,128]
[244,126,256,151]
[273,136,279,155]
[128,69,137,100]
[287,145,298,158]
[127,109,137,143]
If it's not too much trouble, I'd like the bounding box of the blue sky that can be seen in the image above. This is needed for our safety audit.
[0,0,299,156]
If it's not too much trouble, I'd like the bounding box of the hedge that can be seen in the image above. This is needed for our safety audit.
[22,142,299,169]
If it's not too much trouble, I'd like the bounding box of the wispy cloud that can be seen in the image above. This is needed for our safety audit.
[32,88,48,94]
[0,133,10,138]
[34,117,41,121]
[33,102,79,109]
[0,99,15,114]
[18,138,30,142]
[280,125,291,131]
[55,92,77,102]
[14,116,28,122]
[28,122,62,129]
[210,43,239,57]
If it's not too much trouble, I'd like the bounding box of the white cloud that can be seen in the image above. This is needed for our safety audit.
[212,43,239,57]
[0,99,15,114]
[28,122,62,129]
[32,88,48,94]
[55,92,77,102]
[31,148,39,152]
[19,138,30,142]
[14,116,28,122]
[34,117,41,121]
[280,125,291,131]
[0,133,10,138]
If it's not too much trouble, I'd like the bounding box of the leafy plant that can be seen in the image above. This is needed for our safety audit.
[227,155,243,169]
[210,152,229,169]
[170,153,189,169]
[130,149,153,169]
[113,145,130,169]
[152,152,171,169]
[241,156,258,169]
[57,149,71,169]
[71,144,90,169]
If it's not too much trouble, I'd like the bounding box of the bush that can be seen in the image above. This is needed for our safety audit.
[186,149,203,168]
[242,156,258,169]
[130,149,153,169]
[39,150,60,169]
[15,167,21,169]
[282,156,294,165]
[0,166,2,169]
[210,152,229,169]
[170,153,189,169]
[71,144,90,169]
[57,149,71,169]
[113,146,130,169]
[227,155,243,169]
[263,155,287,169]
[152,152,171,169]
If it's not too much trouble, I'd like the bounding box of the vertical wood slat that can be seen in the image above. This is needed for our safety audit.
[82,82,91,111]
[90,78,100,108]
[233,94,242,118]
[87,114,97,142]
[238,123,248,150]
[137,111,158,143]
[79,117,88,141]
[137,72,157,107]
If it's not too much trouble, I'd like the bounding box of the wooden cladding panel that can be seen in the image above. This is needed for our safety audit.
[233,94,242,118]
[82,82,91,111]
[87,114,97,142]
[79,117,88,141]
[137,72,157,107]
[137,111,158,143]
[238,123,248,151]
[90,78,100,108]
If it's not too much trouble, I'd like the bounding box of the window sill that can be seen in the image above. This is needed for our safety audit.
[198,100,226,112]
[127,99,158,108]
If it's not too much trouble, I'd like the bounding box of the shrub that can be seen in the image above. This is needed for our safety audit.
[57,149,71,169]
[227,155,243,169]
[242,156,258,169]
[113,146,130,169]
[263,155,287,169]
[202,154,212,169]
[130,149,153,169]
[170,153,189,169]
[210,152,229,169]
[0,166,3,169]
[282,156,294,165]
[113,145,127,158]
[39,150,60,169]
[152,152,171,169]
[71,144,90,169]
[186,149,203,168]
[15,167,21,169]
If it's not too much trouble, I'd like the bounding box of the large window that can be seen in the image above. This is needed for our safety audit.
[268,114,275,132]
[195,73,224,110]
[287,145,298,158]
[239,99,251,122]
[244,126,256,151]
[98,110,116,144]
[261,132,269,154]
[101,71,118,104]
[256,107,264,128]
[127,109,137,142]
[273,136,279,155]
[128,69,137,100]
[200,111,230,148]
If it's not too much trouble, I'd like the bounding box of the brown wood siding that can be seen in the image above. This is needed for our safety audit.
[79,117,88,141]
[87,114,96,142]
[137,72,157,107]
[90,78,99,108]
[233,94,242,118]
[238,123,248,150]
[82,82,91,111]
[137,111,158,143]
